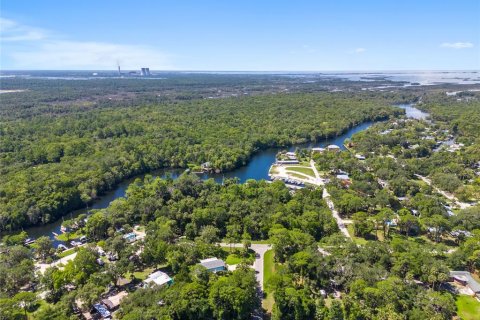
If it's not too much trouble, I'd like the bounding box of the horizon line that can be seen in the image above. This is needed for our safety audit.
[1,69,479,73]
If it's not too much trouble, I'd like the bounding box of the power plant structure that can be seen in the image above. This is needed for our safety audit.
[140,67,151,76]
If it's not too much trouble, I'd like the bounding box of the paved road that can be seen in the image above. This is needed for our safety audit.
[220,243,271,290]
[36,251,78,274]
[322,188,351,239]
[310,159,324,186]
[414,174,472,209]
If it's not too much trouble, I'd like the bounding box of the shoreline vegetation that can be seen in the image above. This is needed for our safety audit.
[0,83,403,232]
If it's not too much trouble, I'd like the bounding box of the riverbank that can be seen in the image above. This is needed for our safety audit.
[16,105,412,245]
[20,120,385,245]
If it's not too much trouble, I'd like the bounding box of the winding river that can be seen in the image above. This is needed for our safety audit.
[25,103,426,245]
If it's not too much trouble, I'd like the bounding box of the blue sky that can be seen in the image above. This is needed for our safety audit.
[1,0,479,70]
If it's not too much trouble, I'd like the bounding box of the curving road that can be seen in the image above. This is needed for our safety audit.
[220,243,271,290]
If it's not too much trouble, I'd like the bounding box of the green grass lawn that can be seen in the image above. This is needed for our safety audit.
[225,254,243,265]
[126,267,155,281]
[55,230,84,241]
[456,295,480,320]
[285,166,315,177]
[223,248,255,265]
[285,171,310,180]
[263,249,276,313]
[57,247,77,258]
[346,224,368,245]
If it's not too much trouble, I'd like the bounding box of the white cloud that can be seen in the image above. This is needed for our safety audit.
[354,48,366,53]
[1,18,172,69]
[0,18,48,41]
[440,42,474,49]
[10,41,172,69]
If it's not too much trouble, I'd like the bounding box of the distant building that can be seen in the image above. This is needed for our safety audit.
[311,147,325,153]
[141,67,151,76]
[285,152,297,160]
[355,154,366,160]
[123,232,136,243]
[327,144,341,152]
[144,271,173,287]
[276,159,299,165]
[199,257,226,273]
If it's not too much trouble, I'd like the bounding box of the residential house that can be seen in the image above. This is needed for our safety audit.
[450,271,480,300]
[355,154,366,160]
[123,232,136,243]
[92,303,110,319]
[199,257,226,273]
[311,147,325,153]
[327,144,341,152]
[143,271,173,288]
[101,291,128,312]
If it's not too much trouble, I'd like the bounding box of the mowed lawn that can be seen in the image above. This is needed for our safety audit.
[456,295,480,320]
[285,165,315,177]
[263,249,276,313]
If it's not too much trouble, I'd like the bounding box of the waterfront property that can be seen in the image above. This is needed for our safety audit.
[327,144,341,152]
[311,147,325,153]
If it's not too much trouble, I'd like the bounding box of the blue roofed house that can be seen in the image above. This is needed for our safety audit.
[199,257,226,273]
[123,232,136,243]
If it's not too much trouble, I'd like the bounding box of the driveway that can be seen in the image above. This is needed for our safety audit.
[220,243,271,290]
[323,188,351,239]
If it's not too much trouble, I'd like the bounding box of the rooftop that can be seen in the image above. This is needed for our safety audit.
[450,271,480,292]
[144,271,172,286]
[199,257,226,270]
[102,291,128,310]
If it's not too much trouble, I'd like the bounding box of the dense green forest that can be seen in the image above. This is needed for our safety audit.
[0,86,401,231]
[2,174,470,319]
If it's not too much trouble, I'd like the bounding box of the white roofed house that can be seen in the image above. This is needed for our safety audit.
[285,152,297,160]
[311,147,325,153]
[327,144,341,152]
[143,271,173,288]
[198,257,226,273]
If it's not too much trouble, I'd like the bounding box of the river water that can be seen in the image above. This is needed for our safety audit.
[397,103,430,120]
[26,104,424,244]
